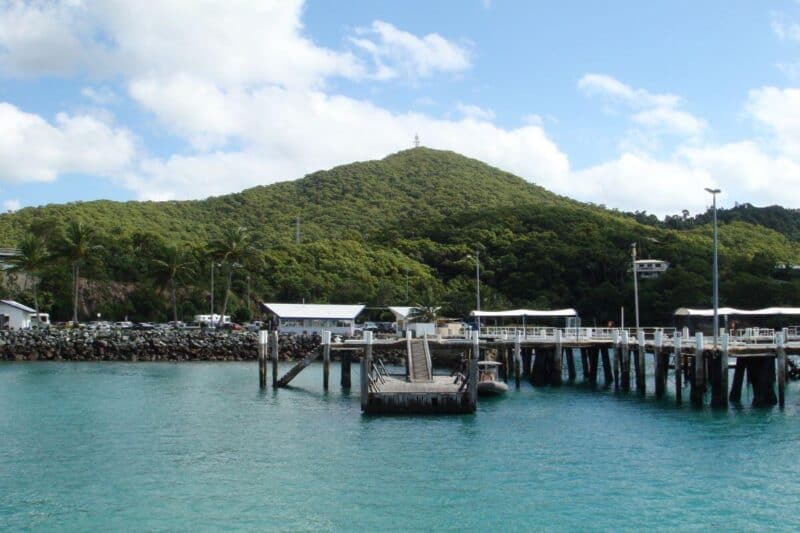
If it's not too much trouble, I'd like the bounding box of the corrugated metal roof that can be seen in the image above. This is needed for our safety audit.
[674,307,800,317]
[0,299,36,313]
[471,308,578,318]
[262,303,365,319]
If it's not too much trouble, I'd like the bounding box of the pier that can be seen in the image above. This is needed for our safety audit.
[258,325,798,413]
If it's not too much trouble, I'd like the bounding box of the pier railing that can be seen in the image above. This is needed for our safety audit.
[479,326,676,342]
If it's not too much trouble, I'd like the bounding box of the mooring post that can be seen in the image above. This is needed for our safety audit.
[322,330,331,391]
[636,330,646,395]
[674,332,682,404]
[258,330,268,388]
[514,333,521,389]
[777,332,786,408]
[553,330,563,386]
[621,330,630,392]
[691,332,704,406]
[271,331,279,388]
[361,331,373,411]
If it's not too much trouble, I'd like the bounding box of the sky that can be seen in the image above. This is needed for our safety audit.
[2,0,800,217]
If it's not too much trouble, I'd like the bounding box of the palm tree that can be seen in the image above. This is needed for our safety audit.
[60,220,102,323]
[153,245,196,323]
[409,287,442,323]
[208,226,262,327]
[7,234,49,327]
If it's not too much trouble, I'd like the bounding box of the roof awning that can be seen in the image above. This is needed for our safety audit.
[262,303,365,320]
[674,307,800,317]
[470,308,578,318]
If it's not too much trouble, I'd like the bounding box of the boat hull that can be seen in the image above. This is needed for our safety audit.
[477,380,509,396]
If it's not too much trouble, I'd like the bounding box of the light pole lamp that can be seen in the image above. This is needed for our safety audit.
[631,242,640,334]
[467,251,481,331]
[705,188,721,351]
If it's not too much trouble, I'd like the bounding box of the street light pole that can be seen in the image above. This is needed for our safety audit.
[475,250,481,314]
[705,187,721,351]
[631,242,640,334]
[210,260,215,321]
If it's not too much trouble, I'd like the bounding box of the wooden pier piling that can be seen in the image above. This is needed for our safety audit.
[360,331,372,411]
[600,346,612,387]
[729,357,746,404]
[258,330,267,388]
[322,331,331,391]
[341,350,352,389]
[579,348,589,382]
[674,333,682,404]
[690,333,705,406]
[567,349,577,383]
[514,334,521,389]
[778,332,786,408]
[552,330,563,386]
[710,334,728,408]
[636,330,646,395]
[620,331,630,392]
[271,330,279,388]
[654,330,665,399]
[612,335,621,390]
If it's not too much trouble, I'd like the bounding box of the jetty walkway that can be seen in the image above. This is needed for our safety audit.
[257,326,798,413]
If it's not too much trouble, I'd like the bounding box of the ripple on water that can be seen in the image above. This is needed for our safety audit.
[1,361,798,531]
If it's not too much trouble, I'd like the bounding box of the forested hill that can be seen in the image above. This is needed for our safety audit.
[0,148,567,246]
[2,147,800,325]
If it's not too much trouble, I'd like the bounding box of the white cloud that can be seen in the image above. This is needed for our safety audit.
[0,102,134,183]
[578,74,679,109]
[351,20,470,80]
[747,86,800,158]
[772,11,800,41]
[456,102,495,121]
[123,81,569,200]
[81,86,118,105]
[3,199,20,212]
[631,108,706,136]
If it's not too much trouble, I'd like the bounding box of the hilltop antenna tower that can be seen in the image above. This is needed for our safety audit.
[414,133,420,148]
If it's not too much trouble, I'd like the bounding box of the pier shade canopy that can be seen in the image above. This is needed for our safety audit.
[470,308,578,318]
[262,303,365,335]
[674,307,800,317]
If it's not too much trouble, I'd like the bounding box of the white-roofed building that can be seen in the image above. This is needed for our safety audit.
[0,300,50,330]
[262,303,365,336]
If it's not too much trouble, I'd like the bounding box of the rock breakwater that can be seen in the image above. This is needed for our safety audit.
[0,330,322,362]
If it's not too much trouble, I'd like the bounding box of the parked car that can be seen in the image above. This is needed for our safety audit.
[115,321,134,329]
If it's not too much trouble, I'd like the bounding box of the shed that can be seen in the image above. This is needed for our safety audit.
[0,300,50,330]
[261,303,365,336]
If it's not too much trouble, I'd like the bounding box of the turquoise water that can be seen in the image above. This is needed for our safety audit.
[1,361,799,531]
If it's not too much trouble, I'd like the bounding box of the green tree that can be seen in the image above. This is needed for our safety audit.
[60,220,102,323]
[153,245,196,323]
[8,234,49,326]
[208,226,262,326]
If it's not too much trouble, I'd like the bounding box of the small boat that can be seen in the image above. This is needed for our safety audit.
[477,361,509,396]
